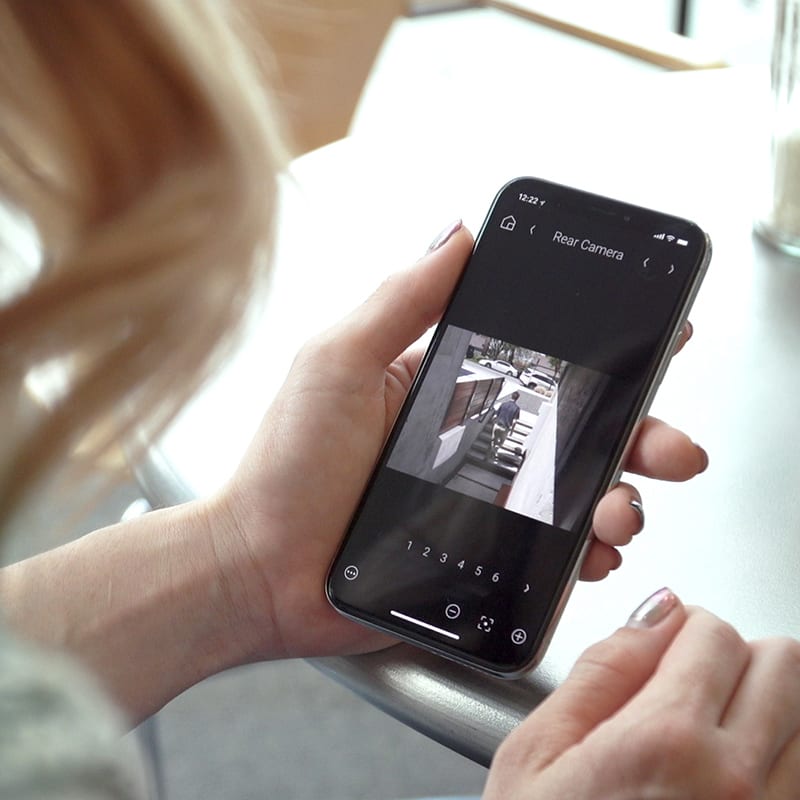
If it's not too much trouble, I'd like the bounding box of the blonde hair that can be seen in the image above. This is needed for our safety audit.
[0,1,287,520]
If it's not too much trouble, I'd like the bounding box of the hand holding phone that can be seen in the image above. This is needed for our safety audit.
[327,176,711,677]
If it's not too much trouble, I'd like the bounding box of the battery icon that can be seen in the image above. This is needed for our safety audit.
[676,238,689,246]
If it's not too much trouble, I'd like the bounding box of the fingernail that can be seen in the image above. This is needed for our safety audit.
[629,498,645,531]
[627,587,678,629]
[682,320,694,343]
[696,445,709,474]
[426,219,462,254]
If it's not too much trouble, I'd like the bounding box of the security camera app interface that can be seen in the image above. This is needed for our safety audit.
[327,177,708,675]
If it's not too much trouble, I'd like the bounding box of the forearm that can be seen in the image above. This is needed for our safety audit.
[0,498,265,724]
[246,0,403,154]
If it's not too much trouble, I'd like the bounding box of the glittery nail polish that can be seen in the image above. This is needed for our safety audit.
[629,498,645,530]
[627,587,678,629]
[426,219,463,254]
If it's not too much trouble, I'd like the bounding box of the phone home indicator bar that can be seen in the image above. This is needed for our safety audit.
[390,610,460,640]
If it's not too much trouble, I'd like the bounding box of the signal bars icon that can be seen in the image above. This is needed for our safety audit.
[653,232,689,246]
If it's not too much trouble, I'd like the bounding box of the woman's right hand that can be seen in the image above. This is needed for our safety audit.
[484,589,800,799]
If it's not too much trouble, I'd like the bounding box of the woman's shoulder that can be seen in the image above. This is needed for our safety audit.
[0,624,149,800]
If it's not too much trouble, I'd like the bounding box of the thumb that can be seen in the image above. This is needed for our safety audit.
[338,220,474,368]
[498,588,687,774]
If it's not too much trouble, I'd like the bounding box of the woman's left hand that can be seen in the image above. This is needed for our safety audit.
[213,222,708,661]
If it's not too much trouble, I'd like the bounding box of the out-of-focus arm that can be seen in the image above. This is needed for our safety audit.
[247,1,404,154]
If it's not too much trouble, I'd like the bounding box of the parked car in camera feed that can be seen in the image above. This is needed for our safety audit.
[520,369,557,394]
[477,358,519,378]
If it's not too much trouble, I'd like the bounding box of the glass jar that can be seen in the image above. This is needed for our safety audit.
[755,0,800,255]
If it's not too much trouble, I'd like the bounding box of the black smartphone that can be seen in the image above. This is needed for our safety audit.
[326,176,711,677]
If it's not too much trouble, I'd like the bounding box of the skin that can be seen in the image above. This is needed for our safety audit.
[0,225,709,724]
[212,224,707,661]
[484,597,800,798]
[5,223,797,797]
[5,4,794,794]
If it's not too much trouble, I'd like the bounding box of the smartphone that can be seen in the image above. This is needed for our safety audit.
[326,176,711,678]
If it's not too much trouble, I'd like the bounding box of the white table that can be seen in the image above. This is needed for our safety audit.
[137,65,800,765]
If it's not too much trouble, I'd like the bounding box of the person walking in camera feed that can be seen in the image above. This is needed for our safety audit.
[492,391,521,454]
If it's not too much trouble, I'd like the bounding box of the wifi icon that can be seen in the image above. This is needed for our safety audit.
[666,235,676,242]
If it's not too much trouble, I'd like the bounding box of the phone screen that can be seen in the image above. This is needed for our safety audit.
[327,177,710,676]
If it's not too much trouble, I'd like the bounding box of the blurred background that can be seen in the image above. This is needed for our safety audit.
[410,0,773,63]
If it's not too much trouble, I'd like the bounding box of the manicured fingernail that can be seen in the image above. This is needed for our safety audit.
[426,219,462,254]
[629,498,645,531]
[696,445,709,474]
[627,587,678,628]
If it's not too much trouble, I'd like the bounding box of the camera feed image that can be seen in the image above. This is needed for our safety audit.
[386,325,609,529]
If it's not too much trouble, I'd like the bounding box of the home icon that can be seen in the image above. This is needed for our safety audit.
[500,215,517,231]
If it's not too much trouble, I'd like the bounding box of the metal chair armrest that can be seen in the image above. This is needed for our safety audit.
[311,647,554,766]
